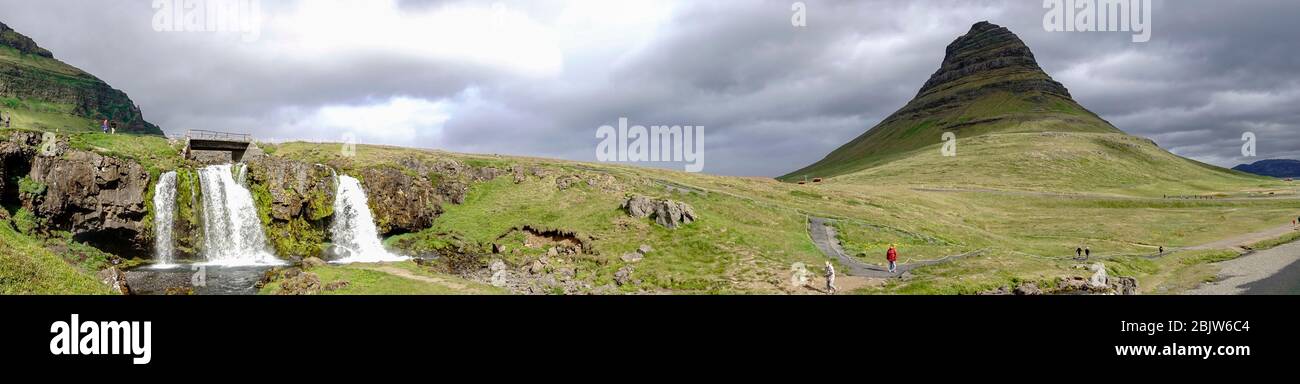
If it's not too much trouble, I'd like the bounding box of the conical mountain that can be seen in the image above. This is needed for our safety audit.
[781,22,1257,195]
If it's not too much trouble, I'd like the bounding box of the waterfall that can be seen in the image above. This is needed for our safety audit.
[197,164,282,266]
[234,163,248,187]
[150,171,178,269]
[330,175,408,263]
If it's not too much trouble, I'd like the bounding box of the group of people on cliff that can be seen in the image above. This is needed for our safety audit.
[0,110,116,133]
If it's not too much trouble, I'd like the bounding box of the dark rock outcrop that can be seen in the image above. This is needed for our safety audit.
[0,131,42,206]
[356,157,503,235]
[277,271,322,295]
[247,157,335,222]
[28,150,150,254]
[244,157,335,258]
[0,22,53,58]
[916,21,1069,98]
[622,195,696,229]
[97,267,131,295]
[3,132,152,256]
[357,166,444,236]
[892,21,1075,124]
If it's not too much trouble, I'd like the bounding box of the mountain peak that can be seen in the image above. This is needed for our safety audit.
[780,21,1122,181]
[917,21,1066,98]
[0,22,53,58]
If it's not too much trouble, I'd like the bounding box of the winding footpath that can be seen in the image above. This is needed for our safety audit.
[1185,240,1300,295]
[1184,225,1300,295]
[809,212,1300,294]
[807,216,983,278]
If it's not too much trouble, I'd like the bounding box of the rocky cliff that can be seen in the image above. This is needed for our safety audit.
[238,152,504,259]
[1,130,151,256]
[245,157,336,258]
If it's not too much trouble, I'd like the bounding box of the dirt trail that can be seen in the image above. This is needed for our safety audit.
[361,265,468,290]
[1185,240,1300,295]
[1186,224,1297,251]
[912,187,1300,202]
[807,216,983,278]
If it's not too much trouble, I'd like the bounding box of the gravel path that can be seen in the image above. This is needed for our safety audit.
[1186,224,1297,251]
[807,216,982,278]
[1185,240,1300,295]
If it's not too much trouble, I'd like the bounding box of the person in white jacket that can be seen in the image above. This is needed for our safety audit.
[824,261,837,295]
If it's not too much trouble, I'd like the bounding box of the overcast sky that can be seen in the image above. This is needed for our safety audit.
[1,0,1297,176]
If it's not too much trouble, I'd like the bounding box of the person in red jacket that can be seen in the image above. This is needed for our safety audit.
[887,244,898,273]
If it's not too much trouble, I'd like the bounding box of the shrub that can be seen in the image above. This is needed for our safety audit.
[17,176,46,198]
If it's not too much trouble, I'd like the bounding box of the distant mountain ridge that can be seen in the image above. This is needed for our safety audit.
[0,21,161,135]
[1233,159,1300,178]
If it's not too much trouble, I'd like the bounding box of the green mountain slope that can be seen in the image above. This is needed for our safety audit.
[0,21,161,135]
[780,21,1251,192]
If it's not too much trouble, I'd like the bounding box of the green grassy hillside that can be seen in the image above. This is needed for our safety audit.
[264,140,1298,294]
[782,84,1122,182]
[0,22,162,135]
[778,21,1250,194]
[0,219,116,295]
[833,131,1271,196]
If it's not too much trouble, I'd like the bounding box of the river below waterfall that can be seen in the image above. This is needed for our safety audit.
[125,265,272,295]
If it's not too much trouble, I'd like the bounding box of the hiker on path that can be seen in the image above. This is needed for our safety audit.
[1076,247,1083,259]
[1159,246,1165,255]
[1084,247,1091,259]
[101,119,109,134]
[887,244,898,273]
[824,261,837,295]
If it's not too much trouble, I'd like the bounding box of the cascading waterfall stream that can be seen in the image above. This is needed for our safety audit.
[234,163,249,187]
[330,175,408,263]
[150,171,178,269]
[197,164,282,266]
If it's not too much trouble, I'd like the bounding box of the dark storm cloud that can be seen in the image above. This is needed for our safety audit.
[0,0,1296,176]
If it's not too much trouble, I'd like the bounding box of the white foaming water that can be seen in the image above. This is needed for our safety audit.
[197,164,282,266]
[150,171,178,269]
[330,175,408,263]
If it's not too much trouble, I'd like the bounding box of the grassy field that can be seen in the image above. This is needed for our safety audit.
[263,137,1300,295]
[270,141,828,293]
[2,128,1295,294]
[258,261,505,295]
[0,219,116,295]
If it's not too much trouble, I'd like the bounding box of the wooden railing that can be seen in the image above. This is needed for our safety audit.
[186,129,252,142]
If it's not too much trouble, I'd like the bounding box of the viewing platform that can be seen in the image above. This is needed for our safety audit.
[184,130,258,163]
